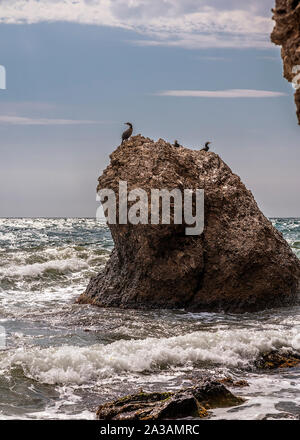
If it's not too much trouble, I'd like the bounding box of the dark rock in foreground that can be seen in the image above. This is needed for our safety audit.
[78,136,300,312]
[96,380,243,420]
[271,0,300,124]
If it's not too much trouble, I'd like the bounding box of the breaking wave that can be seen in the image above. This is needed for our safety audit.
[3,327,300,385]
[0,258,89,280]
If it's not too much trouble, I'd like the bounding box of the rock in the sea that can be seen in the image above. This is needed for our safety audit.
[271,0,300,124]
[219,377,249,388]
[78,136,300,312]
[96,380,243,420]
[255,351,300,369]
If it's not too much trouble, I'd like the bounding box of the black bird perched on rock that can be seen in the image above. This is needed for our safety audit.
[173,140,180,148]
[201,141,211,152]
[122,122,133,143]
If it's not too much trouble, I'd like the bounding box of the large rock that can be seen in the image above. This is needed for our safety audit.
[96,380,243,420]
[78,136,300,312]
[271,0,300,124]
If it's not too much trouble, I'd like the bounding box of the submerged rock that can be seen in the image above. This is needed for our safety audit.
[96,380,243,420]
[219,377,250,388]
[255,351,300,369]
[78,136,300,312]
[271,0,300,124]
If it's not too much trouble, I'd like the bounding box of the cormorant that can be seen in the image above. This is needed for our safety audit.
[122,122,133,143]
[173,140,180,148]
[201,141,211,152]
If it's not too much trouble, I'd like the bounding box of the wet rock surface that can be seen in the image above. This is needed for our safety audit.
[271,0,300,124]
[96,380,243,420]
[255,350,300,369]
[219,377,250,388]
[78,136,300,313]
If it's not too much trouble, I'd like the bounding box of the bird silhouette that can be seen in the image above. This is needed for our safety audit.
[201,142,211,152]
[122,122,133,143]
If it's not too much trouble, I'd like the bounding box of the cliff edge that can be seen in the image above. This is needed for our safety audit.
[271,0,300,124]
[78,136,300,313]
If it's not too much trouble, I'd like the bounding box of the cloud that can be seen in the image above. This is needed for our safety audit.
[0,101,56,112]
[257,56,281,61]
[134,33,271,49]
[0,0,275,49]
[0,115,100,125]
[156,89,287,98]
[194,56,230,61]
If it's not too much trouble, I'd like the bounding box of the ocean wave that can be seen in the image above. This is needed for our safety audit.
[0,258,89,279]
[3,327,300,385]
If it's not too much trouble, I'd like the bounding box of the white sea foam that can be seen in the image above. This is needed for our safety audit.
[3,327,300,385]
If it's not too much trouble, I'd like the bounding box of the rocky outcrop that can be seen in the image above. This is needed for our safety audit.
[255,351,300,369]
[271,0,300,124]
[78,136,300,313]
[96,380,243,420]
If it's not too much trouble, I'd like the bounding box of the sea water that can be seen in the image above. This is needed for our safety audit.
[0,217,300,420]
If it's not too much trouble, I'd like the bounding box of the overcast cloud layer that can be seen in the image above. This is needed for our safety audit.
[0,0,274,48]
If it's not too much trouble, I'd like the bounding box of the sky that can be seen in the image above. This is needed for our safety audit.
[0,0,299,218]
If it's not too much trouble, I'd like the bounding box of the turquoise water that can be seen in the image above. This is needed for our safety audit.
[0,217,300,420]
[272,218,300,258]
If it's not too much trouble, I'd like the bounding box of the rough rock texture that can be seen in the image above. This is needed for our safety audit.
[78,136,300,313]
[271,0,300,124]
[96,380,243,420]
[255,350,300,369]
[219,377,249,388]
